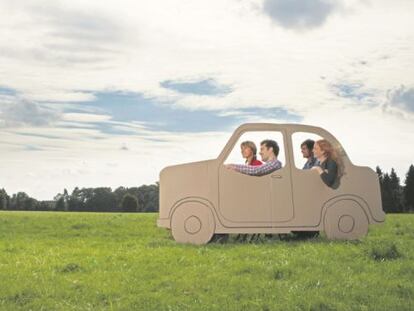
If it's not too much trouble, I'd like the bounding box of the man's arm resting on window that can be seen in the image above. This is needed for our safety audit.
[231,162,280,176]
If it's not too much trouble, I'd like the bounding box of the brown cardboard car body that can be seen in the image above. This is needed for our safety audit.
[157,123,385,244]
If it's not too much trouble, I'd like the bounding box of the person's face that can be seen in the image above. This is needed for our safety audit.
[241,146,253,159]
[301,145,311,158]
[259,144,272,162]
[313,143,323,159]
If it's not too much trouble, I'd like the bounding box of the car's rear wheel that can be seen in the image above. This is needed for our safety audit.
[324,200,369,240]
[171,203,215,245]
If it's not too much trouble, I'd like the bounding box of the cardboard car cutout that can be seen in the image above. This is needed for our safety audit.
[157,123,385,245]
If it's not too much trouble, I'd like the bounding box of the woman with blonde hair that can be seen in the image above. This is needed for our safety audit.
[240,141,262,166]
[311,139,343,188]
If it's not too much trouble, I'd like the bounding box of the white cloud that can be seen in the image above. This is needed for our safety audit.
[384,85,414,115]
[262,0,343,30]
[0,99,61,128]
[62,112,112,123]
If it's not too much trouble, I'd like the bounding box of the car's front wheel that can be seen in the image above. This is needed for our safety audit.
[171,202,216,245]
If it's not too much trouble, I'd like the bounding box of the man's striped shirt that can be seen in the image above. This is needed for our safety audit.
[231,159,282,176]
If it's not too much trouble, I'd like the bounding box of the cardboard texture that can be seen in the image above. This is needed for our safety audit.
[157,123,385,244]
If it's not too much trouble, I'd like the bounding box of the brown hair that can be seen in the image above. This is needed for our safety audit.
[241,141,258,164]
[315,139,344,177]
[260,139,279,157]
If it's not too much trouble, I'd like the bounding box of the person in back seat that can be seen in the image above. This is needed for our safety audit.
[301,139,318,169]
[311,139,343,188]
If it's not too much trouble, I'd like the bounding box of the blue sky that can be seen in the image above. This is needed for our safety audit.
[160,78,233,96]
[0,0,413,199]
[67,90,303,133]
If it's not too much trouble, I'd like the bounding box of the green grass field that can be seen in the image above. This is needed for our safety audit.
[0,211,413,311]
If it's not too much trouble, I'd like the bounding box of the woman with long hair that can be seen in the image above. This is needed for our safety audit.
[311,139,343,188]
[240,141,262,166]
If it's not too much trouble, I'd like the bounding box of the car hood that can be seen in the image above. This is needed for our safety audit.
[159,159,216,218]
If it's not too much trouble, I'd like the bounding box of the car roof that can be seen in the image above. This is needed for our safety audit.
[235,123,326,134]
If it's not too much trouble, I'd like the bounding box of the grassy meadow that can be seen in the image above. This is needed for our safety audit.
[0,211,413,310]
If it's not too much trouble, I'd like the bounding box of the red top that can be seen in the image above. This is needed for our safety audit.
[249,159,263,166]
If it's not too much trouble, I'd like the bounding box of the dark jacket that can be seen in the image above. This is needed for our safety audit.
[303,156,318,170]
[318,158,338,187]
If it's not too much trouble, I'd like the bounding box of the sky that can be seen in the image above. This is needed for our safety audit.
[0,0,413,200]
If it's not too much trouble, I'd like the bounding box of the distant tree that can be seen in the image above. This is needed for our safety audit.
[381,172,392,213]
[67,187,85,211]
[132,184,159,212]
[389,168,404,213]
[55,197,65,211]
[84,187,116,212]
[121,193,139,212]
[404,164,414,212]
[62,188,69,211]
[9,192,35,211]
[142,183,159,212]
[113,186,128,211]
[23,197,38,211]
[376,166,383,183]
[379,168,404,213]
[78,188,94,211]
[37,201,54,211]
[377,166,388,211]
[0,188,9,210]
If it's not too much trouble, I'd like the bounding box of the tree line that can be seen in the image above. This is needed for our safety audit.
[376,165,414,213]
[0,164,413,213]
[0,183,159,213]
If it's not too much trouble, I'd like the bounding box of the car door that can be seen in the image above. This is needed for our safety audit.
[270,164,294,223]
[218,165,272,225]
[289,129,339,226]
[217,129,294,227]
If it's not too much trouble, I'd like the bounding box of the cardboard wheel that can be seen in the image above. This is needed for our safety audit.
[324,200,368,240]
[171,203,215,245]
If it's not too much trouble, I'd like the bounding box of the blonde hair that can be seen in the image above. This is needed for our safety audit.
[315,139,344,178]
[241,141,258,164]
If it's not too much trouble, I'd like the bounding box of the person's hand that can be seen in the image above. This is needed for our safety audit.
[311,166,323,174]
[225,164,235,170]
